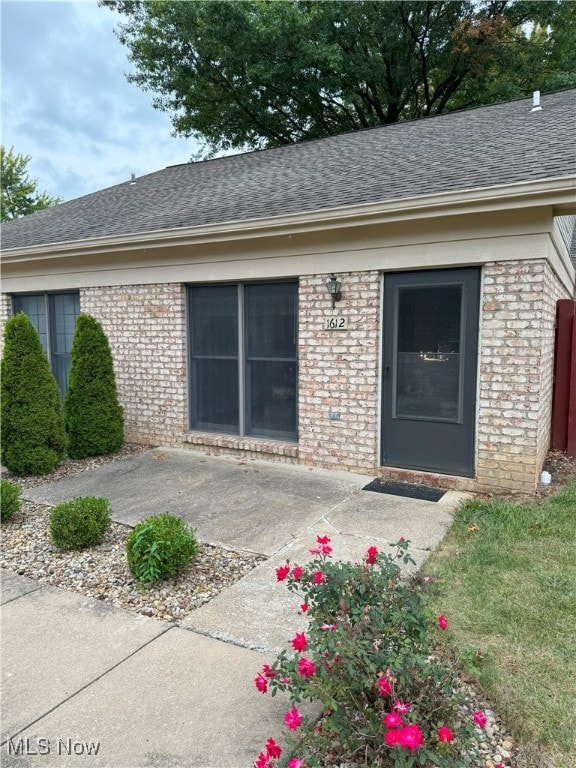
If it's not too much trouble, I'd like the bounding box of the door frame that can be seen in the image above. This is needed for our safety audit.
[380,267,481,477]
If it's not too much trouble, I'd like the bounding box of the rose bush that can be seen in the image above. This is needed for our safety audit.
[254,536,488,767]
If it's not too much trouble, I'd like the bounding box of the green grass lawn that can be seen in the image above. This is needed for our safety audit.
[425,481,576,768]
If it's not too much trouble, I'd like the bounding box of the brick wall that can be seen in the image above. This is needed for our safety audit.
[537,263,571,469]
[2,258,571,494]
[476,260,569,492]
[0,293,12,356]
[80,284,187,446]
[298,271,381,471]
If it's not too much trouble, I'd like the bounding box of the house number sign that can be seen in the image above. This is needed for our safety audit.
[324,316,348,330]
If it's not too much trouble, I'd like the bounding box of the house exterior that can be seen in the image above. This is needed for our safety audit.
[2,89,575,494]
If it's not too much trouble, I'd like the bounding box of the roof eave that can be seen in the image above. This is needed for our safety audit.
[2,175,575,263]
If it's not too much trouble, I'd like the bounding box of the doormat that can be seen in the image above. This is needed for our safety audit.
[362,479,446,502]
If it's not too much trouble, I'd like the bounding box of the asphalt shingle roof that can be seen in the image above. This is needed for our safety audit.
[2,89,575,251]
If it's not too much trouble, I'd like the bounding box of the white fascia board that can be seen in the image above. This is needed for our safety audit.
[2,175,575,264]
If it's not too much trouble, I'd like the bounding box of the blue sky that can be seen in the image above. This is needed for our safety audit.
[1,0,196,202]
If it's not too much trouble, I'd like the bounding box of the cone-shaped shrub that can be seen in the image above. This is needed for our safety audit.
[64,314,124,459]
[1,313,67,475]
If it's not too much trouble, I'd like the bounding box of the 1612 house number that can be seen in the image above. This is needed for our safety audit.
[324,316,348,330]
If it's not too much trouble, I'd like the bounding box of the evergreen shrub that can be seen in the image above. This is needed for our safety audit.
[1,480,21,522]
[1,313,67,475]
[126,513,198,583]
[64,313,124,459]
[49,496,112,549]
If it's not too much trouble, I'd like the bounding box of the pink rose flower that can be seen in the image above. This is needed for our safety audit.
[291,632,307,652]
[383,711,403,728]
[310,544,332,555]
[284,706,303,730]
[254,673,268,693]
[397,724,425,752]
[384,729,400,747]
[393,699,411,715]
[287,759,303,768]
[310,535,333,555]
[473,710,487,728]
[437,725,455,743]
[292,566,303,580]
[265,738,282,759]
[297,656,316,677]
[254,751,269,768]
[366,545,379,565]
[300,602,309,613]
[313,571,325,584]
[262,664,275,679]
[276,565,290,581]
[377,675,393,696]
[320,623,336,631]
[437,614,448,630]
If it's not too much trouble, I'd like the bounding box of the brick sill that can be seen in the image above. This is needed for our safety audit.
[183,431,299,460]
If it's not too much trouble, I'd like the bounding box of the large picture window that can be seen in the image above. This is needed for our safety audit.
[12,292,80,394]
[188,282,297,440]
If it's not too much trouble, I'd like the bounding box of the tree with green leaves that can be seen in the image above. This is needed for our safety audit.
[101,0,576,156]
[0,146,62,221]
[64,314,124,459]
[1,313,67,475]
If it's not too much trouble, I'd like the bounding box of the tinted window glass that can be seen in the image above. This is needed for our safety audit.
[13,292,80,394]
[188,282,297,439]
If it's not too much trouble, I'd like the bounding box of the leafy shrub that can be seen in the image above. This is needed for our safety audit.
[254,536,482,768]
[64,313,124,459]
[1,480,21,522]
[49,496,112,549]
[1,313,66,475]
[126,513,198,583]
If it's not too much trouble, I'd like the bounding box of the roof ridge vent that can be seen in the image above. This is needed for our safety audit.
[130,173,136,185]
[531,90,542,112]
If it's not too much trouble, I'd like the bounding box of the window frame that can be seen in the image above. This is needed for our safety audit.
[187,280,298,441]
[11,291,80,394]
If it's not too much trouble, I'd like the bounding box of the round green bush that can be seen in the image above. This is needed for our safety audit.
[1,480,22,522]
[126,513,198,583]
[49,496,112,549]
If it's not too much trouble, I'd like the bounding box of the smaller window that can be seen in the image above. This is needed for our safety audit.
[13,292,80,393]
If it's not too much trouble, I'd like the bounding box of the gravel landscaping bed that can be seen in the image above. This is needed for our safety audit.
[1,444,265,621]
[0,500,265,621]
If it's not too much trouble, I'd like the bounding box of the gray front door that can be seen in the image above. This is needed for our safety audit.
[381,268,480,477]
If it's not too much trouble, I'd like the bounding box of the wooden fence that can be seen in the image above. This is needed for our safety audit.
[551,299,576,457]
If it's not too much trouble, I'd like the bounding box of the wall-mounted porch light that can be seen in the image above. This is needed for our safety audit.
[326,274,342,308]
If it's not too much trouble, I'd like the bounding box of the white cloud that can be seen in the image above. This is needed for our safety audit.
[1,0,195,201]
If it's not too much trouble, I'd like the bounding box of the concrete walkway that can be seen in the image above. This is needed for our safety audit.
[1,449,467,767]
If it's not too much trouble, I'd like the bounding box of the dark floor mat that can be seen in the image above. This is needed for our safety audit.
[362,479,446,502]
